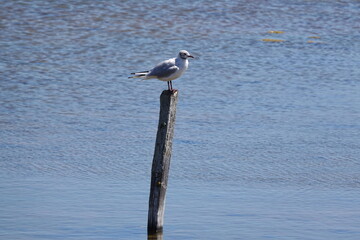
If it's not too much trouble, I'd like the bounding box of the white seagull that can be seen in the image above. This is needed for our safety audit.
[129,50,194,91]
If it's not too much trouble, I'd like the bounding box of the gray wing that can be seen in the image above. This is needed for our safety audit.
[148,58,179,78]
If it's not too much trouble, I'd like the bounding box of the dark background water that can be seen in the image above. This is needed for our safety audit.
[1,0,360,239]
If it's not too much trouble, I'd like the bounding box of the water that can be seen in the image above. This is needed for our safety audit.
[1,0,360,239]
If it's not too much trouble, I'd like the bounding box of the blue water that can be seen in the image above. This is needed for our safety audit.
[1,0,360,239]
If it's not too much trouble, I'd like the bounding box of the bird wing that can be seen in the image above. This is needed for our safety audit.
[148,58,179,79]
[131,70,150,74]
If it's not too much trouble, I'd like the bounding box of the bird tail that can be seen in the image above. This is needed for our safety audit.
[128,71,149,79]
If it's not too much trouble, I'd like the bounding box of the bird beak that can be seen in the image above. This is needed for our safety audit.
[188,55,194,58]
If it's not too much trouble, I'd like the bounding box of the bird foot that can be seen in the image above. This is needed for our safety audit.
[167,89,178,94]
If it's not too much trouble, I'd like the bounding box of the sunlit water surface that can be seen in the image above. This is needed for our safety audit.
[1,0,360,239]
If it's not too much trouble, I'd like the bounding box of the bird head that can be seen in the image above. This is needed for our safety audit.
[179,50,194,59]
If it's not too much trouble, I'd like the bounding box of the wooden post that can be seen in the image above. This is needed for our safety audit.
[148,90,178,234]
[147,231,163,240]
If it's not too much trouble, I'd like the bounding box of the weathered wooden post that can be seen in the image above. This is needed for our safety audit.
[147,231,163,240]
[148,90,178,234]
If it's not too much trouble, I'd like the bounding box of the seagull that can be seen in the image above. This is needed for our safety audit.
[129,50,194,91]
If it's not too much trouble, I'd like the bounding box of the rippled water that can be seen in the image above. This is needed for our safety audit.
[1,0,360,239]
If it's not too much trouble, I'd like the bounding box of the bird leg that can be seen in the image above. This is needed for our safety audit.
[167,81,177,93]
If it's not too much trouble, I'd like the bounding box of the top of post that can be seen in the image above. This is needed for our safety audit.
[161,90,178,97]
